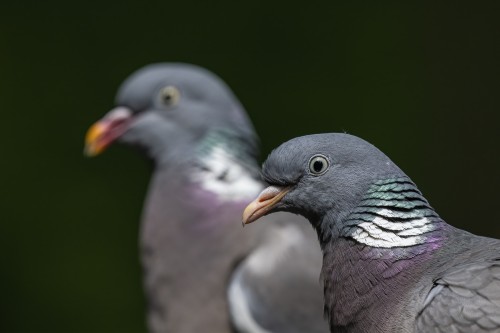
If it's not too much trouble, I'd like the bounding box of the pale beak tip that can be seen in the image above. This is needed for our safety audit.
[83,146,92,157]
[83,143,101,158]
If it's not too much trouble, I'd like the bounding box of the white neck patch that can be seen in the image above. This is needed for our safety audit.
[192,146,263,202]
[350,210,435,248]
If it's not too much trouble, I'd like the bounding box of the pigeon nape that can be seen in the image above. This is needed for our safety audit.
[85,63,328,333]
[243,133,500,333]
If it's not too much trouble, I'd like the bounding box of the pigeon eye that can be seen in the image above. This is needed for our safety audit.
[160,86,180,106]
[308,155,329,175]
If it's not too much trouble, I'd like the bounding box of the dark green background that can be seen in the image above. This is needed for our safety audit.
[1,1,499,332]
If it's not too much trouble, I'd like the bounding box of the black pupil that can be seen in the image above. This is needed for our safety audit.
[164,93,172,101]
[313,160,324,172]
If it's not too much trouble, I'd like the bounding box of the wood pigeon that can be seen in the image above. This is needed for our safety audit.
[85,64,328,333]
[243,133,500,333]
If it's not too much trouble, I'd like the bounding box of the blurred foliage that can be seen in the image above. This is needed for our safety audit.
[0,1,498,331]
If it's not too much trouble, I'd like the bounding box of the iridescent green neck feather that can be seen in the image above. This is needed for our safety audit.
[342,177,442,248]
[191,129,262,202]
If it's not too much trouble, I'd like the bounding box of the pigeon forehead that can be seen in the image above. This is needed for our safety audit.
[262,133,393,184]
[266,133,373,166]
[115,63,232,110]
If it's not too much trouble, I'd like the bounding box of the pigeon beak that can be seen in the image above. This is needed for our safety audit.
[84,107,133,157]
[242,186,290,225]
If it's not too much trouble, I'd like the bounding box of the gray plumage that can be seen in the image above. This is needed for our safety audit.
[85,64,328,333]
[247,133,500,333]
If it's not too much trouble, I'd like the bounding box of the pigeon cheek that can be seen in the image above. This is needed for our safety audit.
[242,186,290,225]
[84,107,134,157]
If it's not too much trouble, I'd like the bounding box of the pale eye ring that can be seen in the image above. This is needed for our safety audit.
[308,154,330,175]
[159,85,180,106]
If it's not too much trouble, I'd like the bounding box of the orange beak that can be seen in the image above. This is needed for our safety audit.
[242,186,290,225]
[84,107,133,157]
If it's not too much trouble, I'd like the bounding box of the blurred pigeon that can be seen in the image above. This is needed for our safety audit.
[85,64,327,333]
[243,133,500,333]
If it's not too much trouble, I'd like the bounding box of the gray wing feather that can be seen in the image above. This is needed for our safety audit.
[228,212,329,333]
[417,260,500,332]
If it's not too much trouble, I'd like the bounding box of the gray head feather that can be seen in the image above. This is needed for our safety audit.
[115,63,259,165]
[262,133,404,222]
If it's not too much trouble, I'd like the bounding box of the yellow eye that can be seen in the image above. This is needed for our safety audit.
[160,86,180,106]
[309,155,330,175]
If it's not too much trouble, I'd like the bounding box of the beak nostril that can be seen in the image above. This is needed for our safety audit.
[242,186,290,225]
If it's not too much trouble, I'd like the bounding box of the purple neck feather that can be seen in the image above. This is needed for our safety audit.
[317,177,447,332]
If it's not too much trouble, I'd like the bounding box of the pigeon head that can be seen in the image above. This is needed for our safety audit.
[84,63,258,166]
[243,133,404,225]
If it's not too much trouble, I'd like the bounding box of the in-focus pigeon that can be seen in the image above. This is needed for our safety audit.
[85,64,328,333]
[243,133,500,333]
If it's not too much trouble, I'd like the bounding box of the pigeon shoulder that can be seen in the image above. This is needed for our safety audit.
[417,259,500,332]
[416,230,500,333]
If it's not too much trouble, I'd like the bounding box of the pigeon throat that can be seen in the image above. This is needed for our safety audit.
[191,129,262,202]
[340,177,444,249]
